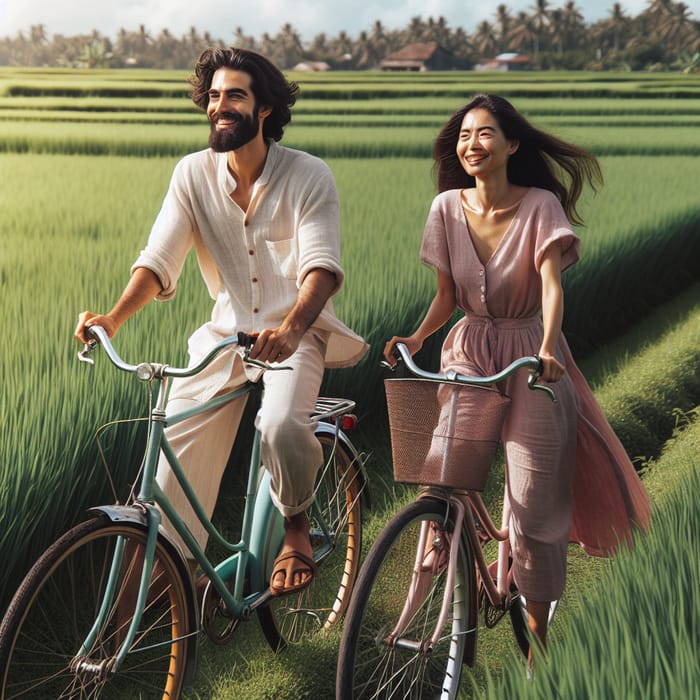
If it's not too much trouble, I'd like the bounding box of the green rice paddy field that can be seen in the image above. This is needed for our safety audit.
[1,68,699,697]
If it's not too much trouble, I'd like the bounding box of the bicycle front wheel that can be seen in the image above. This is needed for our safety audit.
[0,517,192,699]
[337,496,476,700]
[259,431,364,648]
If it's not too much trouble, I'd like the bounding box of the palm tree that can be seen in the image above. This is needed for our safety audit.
[472,21,499,59]
[275,22,304,68]
[607,2,631,53]
[560,1,586,50]
[233,27,257,51]
[403,16,427,44]
[494,4,512,52]
[529,0,553,55]
[508,12,538,56]
[658,2,700,59]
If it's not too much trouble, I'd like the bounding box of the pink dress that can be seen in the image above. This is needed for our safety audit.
[420,187,651,601]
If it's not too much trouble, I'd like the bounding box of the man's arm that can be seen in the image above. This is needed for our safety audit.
[74,267,163,343]
[250,268,336,363]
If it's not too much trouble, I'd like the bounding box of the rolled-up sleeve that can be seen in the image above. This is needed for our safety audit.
[295,161,344,294]
[131,159,196,300]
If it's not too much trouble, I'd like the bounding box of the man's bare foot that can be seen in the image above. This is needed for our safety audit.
[269,512,316,596]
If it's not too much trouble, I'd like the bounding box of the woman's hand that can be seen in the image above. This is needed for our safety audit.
[383,336,423,367]
[537,351,566,383]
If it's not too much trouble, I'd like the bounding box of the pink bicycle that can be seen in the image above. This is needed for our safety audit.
[337,342,556,699]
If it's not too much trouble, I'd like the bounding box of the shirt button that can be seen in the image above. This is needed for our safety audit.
[252,277,258,283]
[480,285,486,292]
[248,249,254,255]
[480,295,486,303]
[479,269,484,276]
[253,307,259,313]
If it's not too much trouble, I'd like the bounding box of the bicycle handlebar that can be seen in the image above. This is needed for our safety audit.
[389,342,556,402]
[78,325,282,380]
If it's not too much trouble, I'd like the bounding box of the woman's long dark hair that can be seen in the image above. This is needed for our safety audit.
[433,93,602,225]
[190,46,299,142]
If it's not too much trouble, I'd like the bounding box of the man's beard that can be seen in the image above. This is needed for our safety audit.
[208,108,260,152]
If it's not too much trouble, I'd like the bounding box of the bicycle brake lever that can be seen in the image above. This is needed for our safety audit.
[527,368,557,402]
[243,355,293,371]
[77,340,97,366]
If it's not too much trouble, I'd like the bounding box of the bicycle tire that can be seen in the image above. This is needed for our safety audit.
[258,431,364,649]
[0,516,192,699]
[337,496,477,700]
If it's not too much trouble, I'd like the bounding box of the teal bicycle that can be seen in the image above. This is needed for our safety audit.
[0,326,367,698]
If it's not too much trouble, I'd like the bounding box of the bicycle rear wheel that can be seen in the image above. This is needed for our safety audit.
[0,517,192,699]
[337,496,477,700]
[259,432,364,648]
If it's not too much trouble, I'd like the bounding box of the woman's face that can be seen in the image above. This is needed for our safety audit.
[456,107,518,179]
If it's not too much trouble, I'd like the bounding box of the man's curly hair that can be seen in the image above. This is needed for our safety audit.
[190,47,299,142]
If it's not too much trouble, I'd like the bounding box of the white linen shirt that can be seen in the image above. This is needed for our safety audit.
[132,140,367,369]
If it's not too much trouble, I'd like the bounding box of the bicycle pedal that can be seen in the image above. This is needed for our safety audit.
[483,598,507,628]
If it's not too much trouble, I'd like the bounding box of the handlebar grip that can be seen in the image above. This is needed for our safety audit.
[237,332,258,349]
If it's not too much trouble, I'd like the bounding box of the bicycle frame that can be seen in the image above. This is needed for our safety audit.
[380,342,555,657]
[385,486,513,656]
[80,328,356,671]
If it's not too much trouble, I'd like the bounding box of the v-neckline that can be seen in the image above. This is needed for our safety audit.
[460,188,530,268]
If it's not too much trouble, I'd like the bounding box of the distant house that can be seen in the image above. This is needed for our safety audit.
[474,53,531,71]
[292,60,331,72]
[380,42,466,71]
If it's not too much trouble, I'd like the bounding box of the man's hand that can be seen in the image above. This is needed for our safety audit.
[249,325,301,364]
[74,312,119,344]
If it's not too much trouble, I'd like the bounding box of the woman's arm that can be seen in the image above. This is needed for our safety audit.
[538,242,566,383]
[383,269,457,364]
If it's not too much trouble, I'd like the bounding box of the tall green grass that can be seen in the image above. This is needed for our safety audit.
[480,425,700,700]
[3,120,700,158]
[2,148,699,609]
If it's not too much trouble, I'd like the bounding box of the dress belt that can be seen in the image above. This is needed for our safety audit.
[463,314,540,330]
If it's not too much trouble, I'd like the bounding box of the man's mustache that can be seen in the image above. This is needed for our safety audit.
[212,111,243,124]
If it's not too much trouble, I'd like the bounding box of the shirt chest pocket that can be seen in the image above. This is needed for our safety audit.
[265,237,297,280]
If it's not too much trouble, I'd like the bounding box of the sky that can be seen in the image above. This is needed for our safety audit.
[0,0,667,42]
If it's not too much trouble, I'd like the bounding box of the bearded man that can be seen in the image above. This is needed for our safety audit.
[75,47,367,596]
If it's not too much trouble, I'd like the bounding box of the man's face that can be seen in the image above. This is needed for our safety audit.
[207,67,261,152]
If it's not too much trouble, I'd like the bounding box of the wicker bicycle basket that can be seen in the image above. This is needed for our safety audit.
[384,378,511,491]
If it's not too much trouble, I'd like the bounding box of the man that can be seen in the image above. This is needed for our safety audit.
[75,47,367,596]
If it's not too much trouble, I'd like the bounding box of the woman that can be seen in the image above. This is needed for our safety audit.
[384,94,650,660]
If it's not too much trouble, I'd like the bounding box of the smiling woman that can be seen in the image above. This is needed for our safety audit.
[384,91,650,663]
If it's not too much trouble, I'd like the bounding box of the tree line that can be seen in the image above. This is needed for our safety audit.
[1,0,698,72]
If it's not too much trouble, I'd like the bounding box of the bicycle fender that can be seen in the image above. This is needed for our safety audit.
[88,505,191,564]
[88,504,148,525]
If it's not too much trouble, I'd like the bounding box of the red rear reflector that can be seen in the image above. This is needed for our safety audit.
[340,414,358,431]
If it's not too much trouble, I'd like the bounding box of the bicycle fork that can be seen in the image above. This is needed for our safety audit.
[386,496,466,654]
[72,506,162,680]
